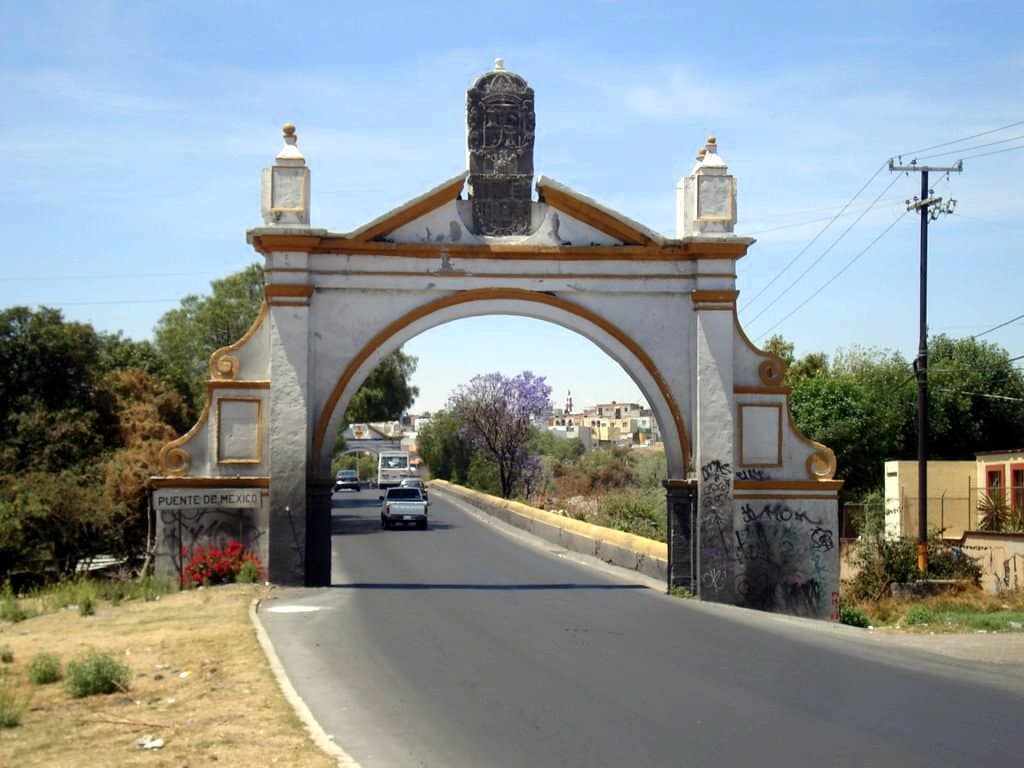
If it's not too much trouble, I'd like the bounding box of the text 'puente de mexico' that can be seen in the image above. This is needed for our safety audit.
[150,60,842,620]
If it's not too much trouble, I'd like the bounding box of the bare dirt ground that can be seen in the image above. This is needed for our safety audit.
[863,627,1024,665]
[0,584,336,768]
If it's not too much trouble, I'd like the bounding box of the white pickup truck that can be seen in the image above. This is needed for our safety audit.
[379,486,429,530]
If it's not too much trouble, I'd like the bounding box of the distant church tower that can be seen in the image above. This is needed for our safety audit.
[565,390,574,415]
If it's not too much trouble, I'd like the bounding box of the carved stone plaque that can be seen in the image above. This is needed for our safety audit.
[467,65,535,235]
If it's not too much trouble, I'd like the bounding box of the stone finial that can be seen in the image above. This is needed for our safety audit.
[276,122,305,165]
[262,121,310,226]
[494,57,505,71]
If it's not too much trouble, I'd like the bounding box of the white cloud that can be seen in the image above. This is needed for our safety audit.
[12,68,181,113]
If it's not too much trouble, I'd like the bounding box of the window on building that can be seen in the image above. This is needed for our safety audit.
[987,467,1006,505]
[1012,464,1024,511]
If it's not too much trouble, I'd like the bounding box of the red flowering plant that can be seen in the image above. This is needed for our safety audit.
[181,540,264,587]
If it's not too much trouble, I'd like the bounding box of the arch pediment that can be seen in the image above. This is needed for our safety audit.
[255,173,680,251]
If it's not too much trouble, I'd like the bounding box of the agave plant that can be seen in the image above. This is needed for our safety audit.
[1007,504,1024,533]
[977,492,1011,532]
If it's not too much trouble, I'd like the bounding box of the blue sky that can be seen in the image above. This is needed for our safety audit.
[4,1,1022,413]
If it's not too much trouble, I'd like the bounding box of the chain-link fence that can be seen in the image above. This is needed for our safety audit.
[845,484,1024,540]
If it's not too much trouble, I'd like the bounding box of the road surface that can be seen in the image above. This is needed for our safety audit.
[258,486,1024,767]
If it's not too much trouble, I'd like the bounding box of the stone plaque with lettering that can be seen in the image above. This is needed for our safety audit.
[466,64,535,235]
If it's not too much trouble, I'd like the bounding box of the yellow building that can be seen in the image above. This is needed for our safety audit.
[884,450,1024,538]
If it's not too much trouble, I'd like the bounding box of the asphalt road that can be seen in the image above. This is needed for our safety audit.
[259,487,1024,767]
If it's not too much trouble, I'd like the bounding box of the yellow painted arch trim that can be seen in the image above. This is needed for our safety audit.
[311,288,691,477]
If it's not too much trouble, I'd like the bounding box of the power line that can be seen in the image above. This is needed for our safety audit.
[0,271,227,282]
[754,210,909,339]
[958,143,1024,162]
[972,314,1024,339]
[746,196,906,235]
[933,387,1024,403]
[746,172,904,328]
[914,133,1024,162]
[740,163,889,312]
[895,119,1024,158]
[40,298,182,306]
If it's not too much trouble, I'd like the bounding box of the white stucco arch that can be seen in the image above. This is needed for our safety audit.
[312,289,690,481]
[150,124,842,620]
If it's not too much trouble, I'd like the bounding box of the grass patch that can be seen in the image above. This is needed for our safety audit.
[838,602,871,628]
[844,586,1024,633]
[959,611,1024,633]
[905,604,936,626]
[0,576,174,626]
[0,587,36,623]
[65,652,131,697]
[0,681,31,728]
[27,654,62,685]
[78,596,94,617]
[0,584,336,767]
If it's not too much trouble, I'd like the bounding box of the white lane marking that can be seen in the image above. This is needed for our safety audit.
[264,605,325,614]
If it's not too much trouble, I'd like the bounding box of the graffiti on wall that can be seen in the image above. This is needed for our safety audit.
[159,508,264,580]
[700,460,734,599]
[733,502,835,618]
[735,468,771,482]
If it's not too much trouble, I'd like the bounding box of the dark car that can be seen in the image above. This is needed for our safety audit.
[333,469,361,492]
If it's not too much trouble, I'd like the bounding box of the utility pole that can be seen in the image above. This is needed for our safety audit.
[888,158,962,574]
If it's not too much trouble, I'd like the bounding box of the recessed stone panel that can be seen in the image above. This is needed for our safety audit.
[739,403,782,467]
[697,175,734,220]
[217,397,263,464]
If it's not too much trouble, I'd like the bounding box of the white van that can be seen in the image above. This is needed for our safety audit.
[377,451,411,489]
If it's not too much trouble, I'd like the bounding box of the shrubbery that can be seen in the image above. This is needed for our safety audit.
[182,541,264,587]
[848,533,982,601]
[66,652,131,697]
[838,601,871,628]
[0,681,30,727]
[28,653,62,685]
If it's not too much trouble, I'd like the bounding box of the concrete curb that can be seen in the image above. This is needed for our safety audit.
[430,480,668,581]
[249,598,362,768]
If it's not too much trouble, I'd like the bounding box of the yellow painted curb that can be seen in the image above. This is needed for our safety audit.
[430,479,667,562]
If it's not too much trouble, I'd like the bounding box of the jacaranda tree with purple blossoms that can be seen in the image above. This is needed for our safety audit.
[448,371,552,498]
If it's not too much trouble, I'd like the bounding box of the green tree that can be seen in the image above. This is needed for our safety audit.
[0,307,109,473]
[786,337,1024,498]
[0,307,101,433]
[788,346,913,497]
[153,265,420,435]
[154,264,265,414]
[416,410,474,483]
[762,334,795,368]
[0,469,120,576]
[925,334,1024,459]
[532,429,585,463]
[0,307,189,576]
[345,349,420,423]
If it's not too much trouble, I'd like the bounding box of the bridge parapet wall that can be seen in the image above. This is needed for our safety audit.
[432,480,668,582]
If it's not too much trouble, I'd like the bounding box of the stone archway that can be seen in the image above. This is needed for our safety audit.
[152,62,842,619]
[311,289,691,480]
